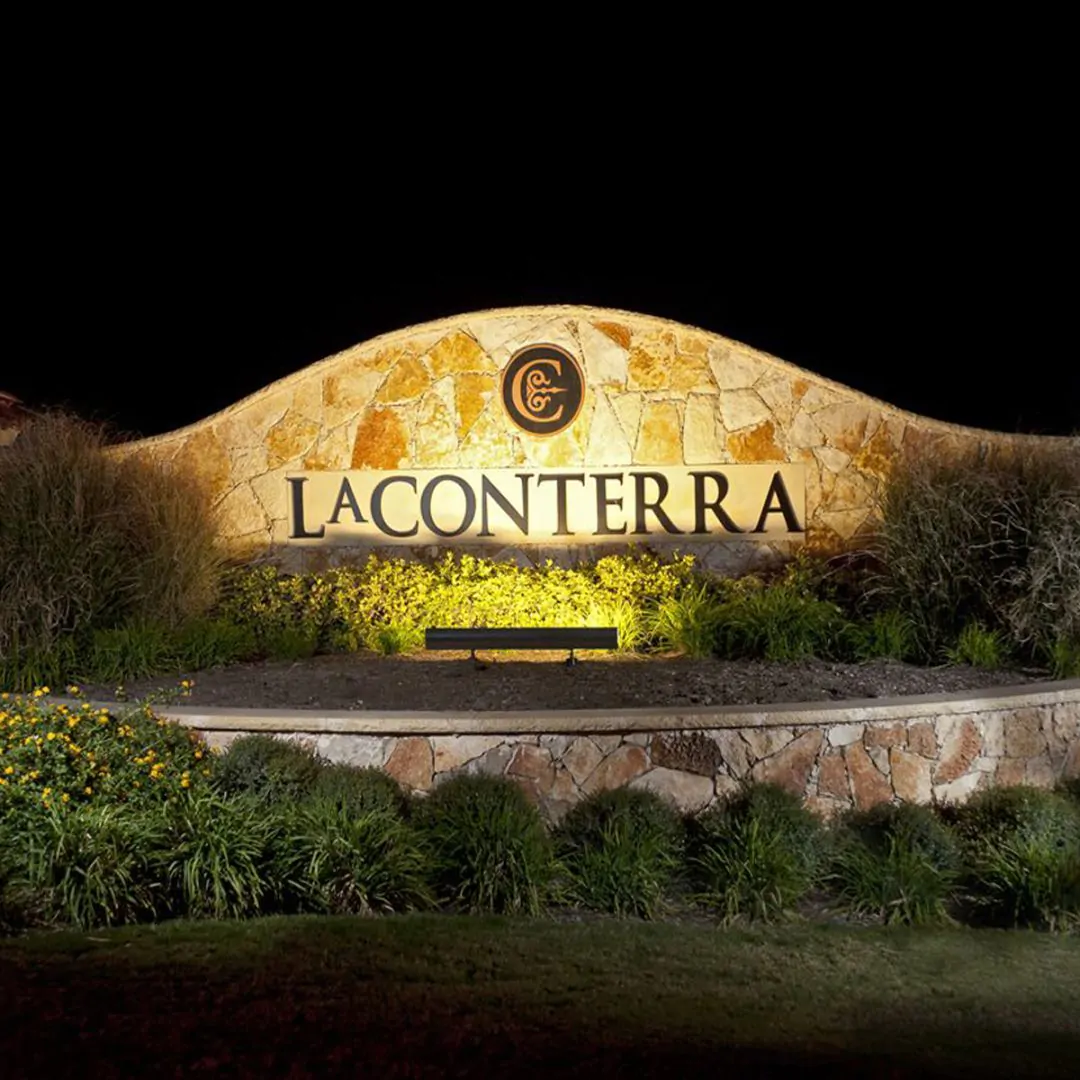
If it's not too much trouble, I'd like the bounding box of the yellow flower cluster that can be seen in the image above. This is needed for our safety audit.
[0,685,212,811]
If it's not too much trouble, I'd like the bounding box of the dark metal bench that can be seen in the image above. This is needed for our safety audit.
[424,627,618,666]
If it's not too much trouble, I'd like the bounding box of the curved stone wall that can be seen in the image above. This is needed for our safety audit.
[121,306,1071,572]
[149,680,1080,819]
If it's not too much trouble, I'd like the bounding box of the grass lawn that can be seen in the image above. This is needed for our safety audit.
[2,915,1078,1077]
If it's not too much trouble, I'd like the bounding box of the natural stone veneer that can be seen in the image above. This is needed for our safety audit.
[113,306,1075,572]
[143,681,1080,821]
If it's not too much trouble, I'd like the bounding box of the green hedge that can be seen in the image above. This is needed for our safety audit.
[3,693,1079,932]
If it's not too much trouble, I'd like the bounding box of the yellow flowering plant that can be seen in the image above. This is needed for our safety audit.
[0,686,211,821]
[217,550,699,657]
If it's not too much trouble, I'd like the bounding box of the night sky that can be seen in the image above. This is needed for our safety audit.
[7,222,1077,440]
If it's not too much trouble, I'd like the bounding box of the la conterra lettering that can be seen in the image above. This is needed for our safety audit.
[285,465,805,546]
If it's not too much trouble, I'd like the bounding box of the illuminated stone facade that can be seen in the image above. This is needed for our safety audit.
[121,306,1065,570]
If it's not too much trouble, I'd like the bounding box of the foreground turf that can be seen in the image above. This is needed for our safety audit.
[2,916,1078,1077]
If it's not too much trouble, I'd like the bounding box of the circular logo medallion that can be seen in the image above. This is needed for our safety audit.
[501,343,585,436]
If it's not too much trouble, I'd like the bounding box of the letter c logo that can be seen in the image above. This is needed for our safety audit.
[501,344,584,437]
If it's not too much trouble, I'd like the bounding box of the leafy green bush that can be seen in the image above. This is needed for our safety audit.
[216,551,698,660]
[949,786,1080,930]
[415,774,554,914]
[210,735,323,804]
[309,764,408,818]
[155,791,283,920]
[0,412,223,690]
[555,788,684,918]
[280,801,432,915]
[872,444,1080,662]
[171,549,921,671]
[829,803,959,924]
[688,783,824,922]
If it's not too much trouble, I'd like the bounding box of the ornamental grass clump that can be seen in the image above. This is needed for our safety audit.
[649,582,726,658]
[716,578,848,662]
[828,802,960,925]
[154,790,283,920]
[945,622,1009,670]
[18,803,168,929]
[871,443,1080,664]
[278,800,432,915]
[949,786,1080,930]
[415,774,554,915]
[555,788,684,918]
[0,412,224,690]
[688,782,824,923]
[847,609,918,662]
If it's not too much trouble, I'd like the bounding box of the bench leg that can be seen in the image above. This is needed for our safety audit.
[565,649,578,668]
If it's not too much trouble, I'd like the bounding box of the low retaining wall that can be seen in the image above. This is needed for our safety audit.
[148,681,1080,819]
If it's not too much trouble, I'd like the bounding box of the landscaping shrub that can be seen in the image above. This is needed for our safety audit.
[0,823,45,933]
[649,582,725,657]
[872,444,1080,662]
[945,622,1008,669]
[0,689,211,823]
[308,764,408,818]
[161,549,947,673]
[172,617,258,671]
[688,783,824,922]
[210,735,323,804]
[216,551,698,660]
[555,788,684,918]
[1058,775,1080,808]
[949,786,1080,930]
[19,803,167,929]
[415,774,554,914]
[261,625,322,662]
[847,609,917,662]
[1047,638,1080,680]
[155,791,283,920]
[0,412,223,689]
[280,801,432,915]
[80,621,177,684]
[717,576,849,662]
[829,803,959,924]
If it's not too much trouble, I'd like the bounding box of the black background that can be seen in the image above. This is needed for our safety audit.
[6,88,1077,443]
[8,248,1077,441]
[5,11,1076,442]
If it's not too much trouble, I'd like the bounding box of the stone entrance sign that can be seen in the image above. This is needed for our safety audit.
[122,306,1054,570]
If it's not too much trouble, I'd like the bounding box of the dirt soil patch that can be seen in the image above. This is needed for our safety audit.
[80,653,1049,712]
